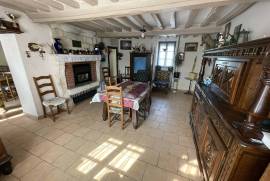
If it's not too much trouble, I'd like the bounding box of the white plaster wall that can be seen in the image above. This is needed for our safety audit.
[50,24,98,50]
[0,5,99,117]
[177,36,204,90]
[0,44,8,66]
[229,1,270,40]
[117,36,204,90]
[0,34,39,117]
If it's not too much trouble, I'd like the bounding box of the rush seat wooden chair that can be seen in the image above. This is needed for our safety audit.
[105,86,131,129]
[102,67,110,85]
[33,75,70,121]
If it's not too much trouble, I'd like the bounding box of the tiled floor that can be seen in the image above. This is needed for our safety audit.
[0,91,202,181]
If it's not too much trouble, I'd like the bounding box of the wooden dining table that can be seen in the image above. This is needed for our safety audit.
[91,81,151,129]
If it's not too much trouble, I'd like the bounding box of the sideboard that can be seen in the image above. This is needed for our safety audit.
[190,37,270,181]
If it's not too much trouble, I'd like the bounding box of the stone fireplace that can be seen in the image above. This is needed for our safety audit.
[65,61,97,89]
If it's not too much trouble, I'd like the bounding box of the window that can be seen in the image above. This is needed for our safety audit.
[157,41,176,67]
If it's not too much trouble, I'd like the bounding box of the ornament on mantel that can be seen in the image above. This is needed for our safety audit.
[6,13,19,28]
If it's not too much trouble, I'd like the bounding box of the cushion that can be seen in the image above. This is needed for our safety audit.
[156,71,170,81]
[43,97,66,107]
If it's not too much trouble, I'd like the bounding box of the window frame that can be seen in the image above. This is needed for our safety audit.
[157,41,176,67]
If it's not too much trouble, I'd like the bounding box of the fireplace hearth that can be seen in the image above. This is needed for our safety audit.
[65,61,97,89]
[73,63,92,86]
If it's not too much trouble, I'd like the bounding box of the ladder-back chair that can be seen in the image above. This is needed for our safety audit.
[122,66,130,81]
[106,86,131,129]
[33,75,70,121]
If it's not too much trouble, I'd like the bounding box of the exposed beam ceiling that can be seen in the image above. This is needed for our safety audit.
[21,0,50,12]
[116,17,141,31]
[132,15,153,31]
[201,7,223,27]
[103,19,131,31]
[0,0,38,12]
[151,14,163,29]
[70,22,103,32]
[38,0,65,11]
[97,26,222,38]
[83,0,98,6]
[88,20,113,31]
[28,0,262,23]
[0,0,261,38]
[170,12,176,29]
[216,3,255,25]
[94,20,122,31]
[185,9,200,28]
[110,0,119,2]
[57,0,80,8]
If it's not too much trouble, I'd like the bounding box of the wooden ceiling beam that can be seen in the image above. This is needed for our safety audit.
[37,0,64,11]
[88,20,114,31]
[170,12,176,29]
[94,20,122,31]
[185,9,200,28]
[0,0,38,13]
[104,19,131,31]
[151,14,163,29]
[97,26,222,38]
[57,0,80,8]
[30,0,262,23]
[69,22,103,32]
[116,17,141,31]
[216,3,254,25]
[132,15,153,30]
[200,7,220,27]
[83,0,98,6]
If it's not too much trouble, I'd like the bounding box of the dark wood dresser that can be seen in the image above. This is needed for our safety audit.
[190,38,270,181]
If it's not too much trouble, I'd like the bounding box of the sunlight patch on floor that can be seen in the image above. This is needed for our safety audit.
[109,148,140,172]
[0,112,24,122]
[127,144,145,153]
[108,138,123,145]
[179,159,201,177]
[94,167,124,180]
[76,158,97,174]
[88,141,118,161]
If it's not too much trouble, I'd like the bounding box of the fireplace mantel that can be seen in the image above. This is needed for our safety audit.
[54,54,101,62]
[47,54,101,102]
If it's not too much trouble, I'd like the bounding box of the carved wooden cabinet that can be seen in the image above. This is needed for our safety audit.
[191,38,270,181]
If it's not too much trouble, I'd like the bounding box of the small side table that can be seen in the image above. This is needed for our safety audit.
[184,77,196,95]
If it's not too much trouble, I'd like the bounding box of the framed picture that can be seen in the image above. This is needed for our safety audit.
[185,42,198,52]
[224,22,231,39]
[233,24,242,42]
[72,40,82,48]
[120,40,132,50]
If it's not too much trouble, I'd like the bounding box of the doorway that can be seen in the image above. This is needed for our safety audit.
[0,43,22,118]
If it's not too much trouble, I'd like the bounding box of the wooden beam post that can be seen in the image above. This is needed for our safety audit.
[57,0,80,8]
[132,15,153,30]
[185,9,200,28]
[151,14,163,29]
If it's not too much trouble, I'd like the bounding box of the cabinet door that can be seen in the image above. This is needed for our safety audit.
[192,92,208,150]
[201,118,227,181]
